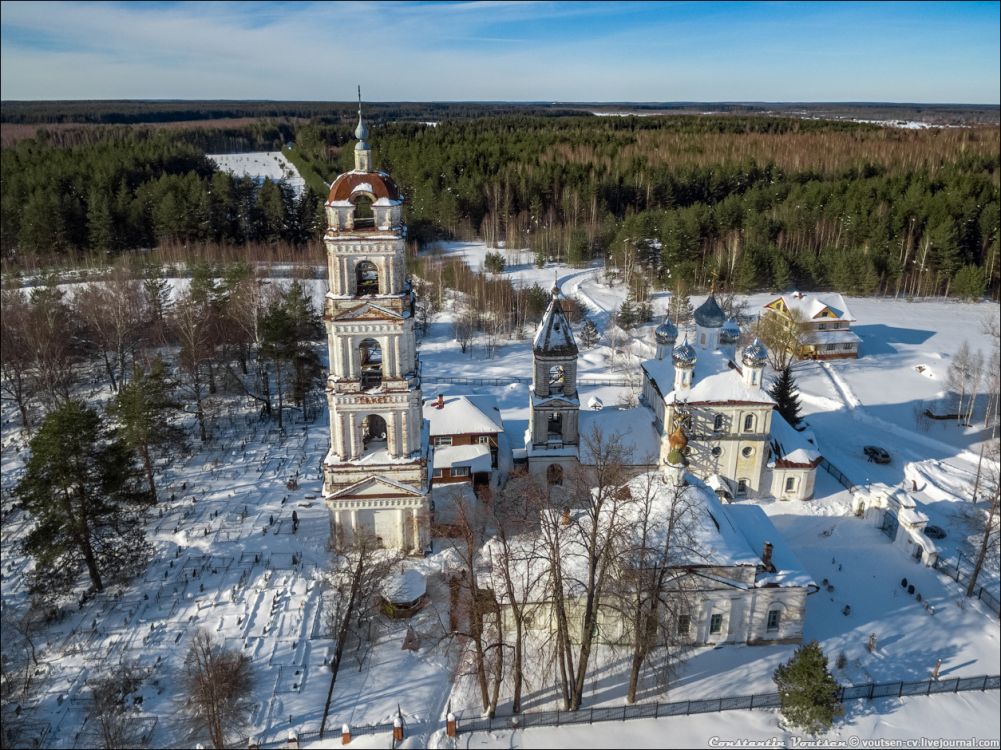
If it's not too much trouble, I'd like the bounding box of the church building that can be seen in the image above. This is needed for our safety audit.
[641,295,821,501]
[322,99,429,551]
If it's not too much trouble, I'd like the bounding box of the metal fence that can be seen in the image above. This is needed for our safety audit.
[423,375,634,387]
[933,554,1001,617]
[452,674,1000,735]
[818,456,857,494]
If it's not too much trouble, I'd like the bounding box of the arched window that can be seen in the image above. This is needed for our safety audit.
[356,260,379,296]
[549,365,565,392]
[546,464,564,486]
[353,195,374,226]
[359,338,382,389]
[362,414,387,446]
[713,414,724,432]
[743,414,755,432]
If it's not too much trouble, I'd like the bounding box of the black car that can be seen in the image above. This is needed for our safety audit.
[864,445,891,464]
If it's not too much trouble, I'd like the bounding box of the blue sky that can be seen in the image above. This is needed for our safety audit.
[1,1,998,102]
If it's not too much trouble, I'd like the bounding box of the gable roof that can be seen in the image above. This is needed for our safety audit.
[764,292,855,323]
[329,475,425,499]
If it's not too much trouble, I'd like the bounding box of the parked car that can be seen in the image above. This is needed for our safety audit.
[864,445,891,464]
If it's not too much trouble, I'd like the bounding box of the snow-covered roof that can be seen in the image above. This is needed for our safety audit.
[801,329,862,346]
[725,505,817,589]
[764,292,856,323]
[424,395,504,436]
[533,290,578,355]
[372,197,403,207]
[578,407,660,466]
[432,444,492,473]
[898,508,929,526]
[380,569,426,604]
[642,350,774,406]
[769,412,821,467]
[481,472,813,604]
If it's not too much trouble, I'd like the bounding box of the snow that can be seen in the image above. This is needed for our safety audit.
[643,349,775,406]
[767,291,856,322]
[380,569,426,604]
[207,151,307,198]
[769,412,821,466]
[431,444,491,472]
[423,395,503,436]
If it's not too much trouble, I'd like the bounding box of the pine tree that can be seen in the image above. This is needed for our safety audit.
[773,641,843,735]
[108,359,186,502]
[616,297,638,331]
[580,318,600,348]
[15,400,152,596]
[769,366,804,428]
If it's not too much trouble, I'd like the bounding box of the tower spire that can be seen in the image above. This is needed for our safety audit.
[354,85,372,171]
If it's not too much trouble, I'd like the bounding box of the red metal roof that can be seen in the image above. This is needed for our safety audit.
[327,170,402,203]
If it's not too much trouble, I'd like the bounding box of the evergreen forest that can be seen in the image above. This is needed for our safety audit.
[2,109,998,299]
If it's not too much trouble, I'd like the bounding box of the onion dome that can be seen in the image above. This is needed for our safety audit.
[668,424,688,452]
[741,338,769,368]
[672,336,697,367]
[354,114,369,143]
[694,294,726,329]
[655,317,678,346]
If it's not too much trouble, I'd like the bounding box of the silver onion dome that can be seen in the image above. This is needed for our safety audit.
[741,338,769,368]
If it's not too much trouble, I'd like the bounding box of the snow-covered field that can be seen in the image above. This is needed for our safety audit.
[1,241,998,748]
[208,151,307,197]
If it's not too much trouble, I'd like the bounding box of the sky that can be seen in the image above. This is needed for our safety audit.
[1,1,999,103]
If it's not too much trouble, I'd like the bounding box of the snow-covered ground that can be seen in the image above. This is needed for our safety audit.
[2,243,998,748]
[208,151,307,197]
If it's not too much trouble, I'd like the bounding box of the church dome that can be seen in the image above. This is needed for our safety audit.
[327,171,403,204]
[694,294,726,328]
[354,116,369,143]
[741,338,768,368]
[672,338,697,367]
[654,318,678,346]
[720,318,740,344]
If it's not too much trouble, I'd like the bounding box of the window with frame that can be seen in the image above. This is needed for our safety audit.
[477,435,491,444]
[737,479,748,495]
[742,446,754,458]
[743,414,754,432]
[453,466,470,477]
[677,614,691,636]
[709,613,723,635]
[433,436,453,447]
[432,469,444,479]
[713,414,724,432]
[785,476,796,492]
[766,609,781,631]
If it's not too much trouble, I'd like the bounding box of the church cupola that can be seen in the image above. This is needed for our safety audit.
[672,335,697,393]
[693,293,726,351]
[740,338,768,388]
[354,86,372,172]
[654,316,678,360]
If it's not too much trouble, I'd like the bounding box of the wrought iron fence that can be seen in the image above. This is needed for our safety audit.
[933,554,1001,617]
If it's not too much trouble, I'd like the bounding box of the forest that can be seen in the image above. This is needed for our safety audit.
[1,109,998,299]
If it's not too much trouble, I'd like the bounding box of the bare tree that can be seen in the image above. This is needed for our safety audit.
[981,316,1000,435]
[614,472,701,703]
[756,307,805,370]
[539,427,632,710]
[485,473,549,713]
[172,292,215,441]
[85,663,148,749]
[453,307,476,355]
[965,349,985,426]
[27,285,77,407]
[0,290,36,433]
[184,630,253,749]
[948,341,973,423]
[967,440,1001,598]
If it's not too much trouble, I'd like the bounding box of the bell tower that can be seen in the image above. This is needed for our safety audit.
[322,92,428,552]
[527,285,581,484]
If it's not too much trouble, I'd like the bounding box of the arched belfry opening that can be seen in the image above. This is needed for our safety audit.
[359,338,382,389]
[353,194,374,227]
[362,414,388,448]
[356,260,379,296]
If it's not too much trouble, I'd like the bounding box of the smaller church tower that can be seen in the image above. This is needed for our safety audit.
[693,293,726,351]
[740,339,768,389]
[654,316,678,360]
[672,336,697,393]
[527,285,580,484]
